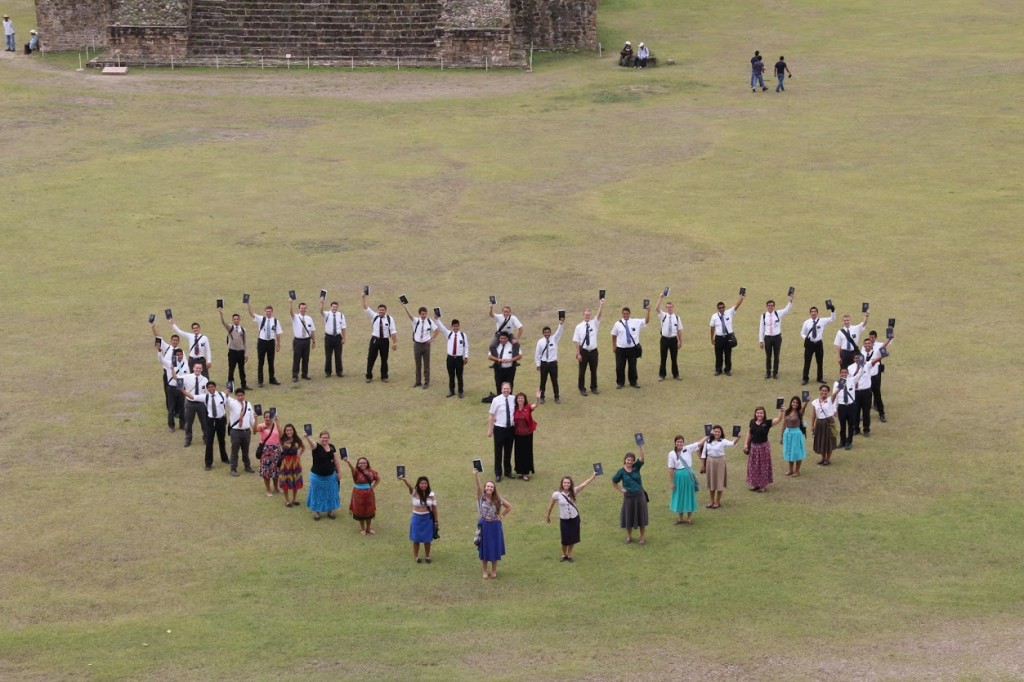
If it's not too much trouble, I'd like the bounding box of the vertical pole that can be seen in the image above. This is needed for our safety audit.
[351,56,354,70]
[78,53,83,70]
[216,54,219,69]
[307,56,310,69]
[170,55,174,70]
[397,56,400,70]
[529,43,534,72]
[440,55,443,70]
[261,56,265,69]
[599,42,602,58]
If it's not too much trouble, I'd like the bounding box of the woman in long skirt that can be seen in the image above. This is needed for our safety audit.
[401,475,437,563]
[743,406,784,492]
[512,391,540,480]
[667,435,707,524]
[611,443,648,544]
[782,396,808,476]
[701,426,739,509]
[475,470,511,579]
[545,472,596,561]
[304,431,343,521]
[277,423,305,508]
[811,384,839,465]
[344,456,380,535]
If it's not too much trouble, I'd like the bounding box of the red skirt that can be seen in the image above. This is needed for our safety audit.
[746,441,773,488]
[349,487,376,520]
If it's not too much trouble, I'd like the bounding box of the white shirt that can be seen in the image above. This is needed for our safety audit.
[492,313,523,337]
[611,318,646,348]
[572,318,600,351]
[667,444,700,469]
[226,396,255,429]
[488,394,515,428]
[491,341,517,368]
[846,362,872,391]
[658,311,683,338]
[322,311,346,336]
[253,314,283,341]
[758,301,792,341]
[3,20,13,37]
[709,307,737,336]
[834,323,866,352]
[436,320,468,358]
[156,339,180,366]
[411,492,437,513]
[551,490,581,520]
[161,352,188,383]
[182,373,208,402]
[811,398,837,419]
[365,308,397,338]
[203,390,228,419]
[291,313,315,339]
[411,316,436,343]
[833,377,857,405]
[173,324,212,363]
[535,324,563,365]
[701,438,736,459]
[800,310,836,343]
[862,345,882,377]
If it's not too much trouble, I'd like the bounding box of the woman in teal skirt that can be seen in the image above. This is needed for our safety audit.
[782,396,808,477]
[667,434,707,525]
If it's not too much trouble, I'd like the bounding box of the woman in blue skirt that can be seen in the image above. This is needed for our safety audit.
[667,434,707,526]
[400,475,438,564]
[475,470,511,580]
[782,397,808,477]
[303,431,344,521]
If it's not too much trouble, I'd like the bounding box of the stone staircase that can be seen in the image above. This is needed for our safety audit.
[186,0,445,61]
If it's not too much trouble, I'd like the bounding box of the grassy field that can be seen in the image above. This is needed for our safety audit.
[1,0,1022,679]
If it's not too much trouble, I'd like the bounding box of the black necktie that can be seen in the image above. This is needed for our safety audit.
[719,313,727,335]
[504,396,511,427]
[584,324,591,347]
[332,314,337,335]
[811,320,819,341]
[379,316,384,339]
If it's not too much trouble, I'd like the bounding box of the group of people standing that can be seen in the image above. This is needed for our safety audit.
[147,284,897,577]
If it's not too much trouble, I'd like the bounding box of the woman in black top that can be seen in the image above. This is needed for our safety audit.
[303,431,344,521]
[743,406,783,492]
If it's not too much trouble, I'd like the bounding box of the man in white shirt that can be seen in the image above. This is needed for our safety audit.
[289,300,316,382]
[248,301,283,387]
[175,362,209,449]
[436,316,468,398]
[3,15,14,52]
[486,382,516,482]
[655,294,683,381]
[219,307,250,391]
[758,293,793,379]
[404,302,439,389]
[847,344,882,440]
[152,323,183,430]
[535,321,564,403]
[184,381,230,470]
[832,366,858,450]
[709,294,744,376]
[611,305,650,389]
[800,304,836,386]
[867,330,894,423]
[487,331,522,396]
[489,303,524,343]
[320,297,347,378]
[225,388,257,476]
[362,291,397,383]
[171,317,213,378]
[572,298,605,396]
[160,346,187,432]
[834,309,870,370]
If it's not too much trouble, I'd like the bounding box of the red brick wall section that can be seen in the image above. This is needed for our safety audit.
[35,0,114,51]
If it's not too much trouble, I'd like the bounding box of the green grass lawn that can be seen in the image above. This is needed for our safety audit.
[1,0,1022,678]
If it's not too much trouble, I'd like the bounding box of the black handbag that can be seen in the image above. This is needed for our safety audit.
[726,332,738,348]
[254,423,275,458]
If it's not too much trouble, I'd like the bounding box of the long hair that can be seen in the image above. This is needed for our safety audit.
[515,392,528,408]
[560,476,576,501]
[785,396,802,417]
[483,481,500,507]
[414,476,432,505]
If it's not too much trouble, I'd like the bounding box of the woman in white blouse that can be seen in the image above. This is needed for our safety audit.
[400,475,438,563]
[700,425,740,509]
[545,472,597,562]
[667,435,707,525]
[810,384,839,465]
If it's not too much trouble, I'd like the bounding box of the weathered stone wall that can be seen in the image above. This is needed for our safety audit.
[35,0,114,51]
[108,25,189,61]
[438,27,513,66]
[510,0,596,49]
